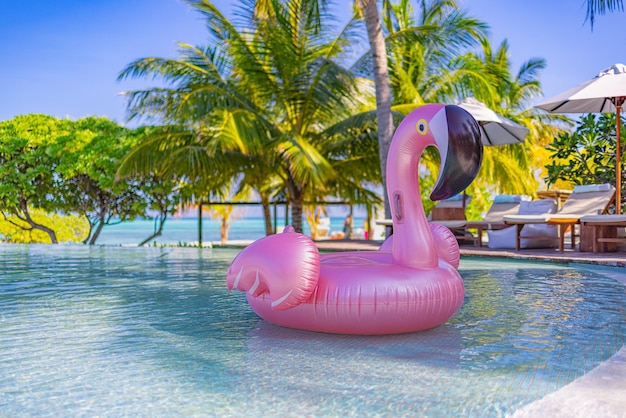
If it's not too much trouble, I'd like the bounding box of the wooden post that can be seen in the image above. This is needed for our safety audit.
[616,99,623,214]
[366,203,373,240]
[198,202,203,247]
[273,202,278,234]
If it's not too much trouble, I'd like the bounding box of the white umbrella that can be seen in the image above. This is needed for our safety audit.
[535,63,626,213]
[457,97,529,146]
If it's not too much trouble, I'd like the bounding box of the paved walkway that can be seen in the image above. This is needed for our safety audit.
[311,239,626,268]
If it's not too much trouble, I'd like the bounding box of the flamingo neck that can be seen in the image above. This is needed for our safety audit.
[386,125,438,269]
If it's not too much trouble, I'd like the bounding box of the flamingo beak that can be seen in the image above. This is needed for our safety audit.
[429,105,482,201]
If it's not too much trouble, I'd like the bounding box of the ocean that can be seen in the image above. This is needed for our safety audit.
[96,216,374,246]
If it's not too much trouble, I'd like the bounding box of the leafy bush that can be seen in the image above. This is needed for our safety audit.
[545,113,624,211]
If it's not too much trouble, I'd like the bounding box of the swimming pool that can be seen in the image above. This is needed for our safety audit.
[0,245,624,417]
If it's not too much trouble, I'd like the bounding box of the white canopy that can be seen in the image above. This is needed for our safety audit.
[535,63,626,113]
[457,97,529,146]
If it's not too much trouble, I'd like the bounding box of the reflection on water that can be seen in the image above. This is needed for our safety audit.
[0,246,624,417]
[454,261,625,382]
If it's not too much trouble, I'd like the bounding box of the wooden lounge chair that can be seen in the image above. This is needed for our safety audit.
[482,198,558,249]
[375,194,473,241]
[503,184,616,251]
[430,194,474,243]
[579,214,626,253]
[464,195,524,247]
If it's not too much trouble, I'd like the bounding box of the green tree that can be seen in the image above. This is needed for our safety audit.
[204,185,251,244]
[375,0,488,106]
[115,124,250,237]
[356,0,395,230]
[545,113,624,212]
[354,0,487,231]
[451,38,564,198]
[135,174,183,246]
[0,115,181,245]
[354,0,491,213]
[0,114,67,243]
[52,117,150,245]
[353,0,484,222]
[119,0,378,234]
[364,2,569,216]
[451,42,570,216]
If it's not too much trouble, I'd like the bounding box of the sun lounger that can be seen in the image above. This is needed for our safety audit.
[503,184,616,251]
[579,214,626,253]
[464,195,525,247]
[485,198,558,249]
[431,193,471,221]
[315,217,331,240]
[430,194,474,242]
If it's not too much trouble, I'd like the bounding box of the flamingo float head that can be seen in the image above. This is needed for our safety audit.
[386,104,482,269]
[430,105,482,200]
[413,104,483,201]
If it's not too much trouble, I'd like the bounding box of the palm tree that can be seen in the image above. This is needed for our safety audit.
[352,1,572,217]
[376,0,488,106]
[356,0,395,230]
[585,0,624,28]
[451,38,572,199]
[119,0,378,233]
[449,39,545,193]
[352,1,487,206]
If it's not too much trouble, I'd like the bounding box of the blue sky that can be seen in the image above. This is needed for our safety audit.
[1,0,624,126]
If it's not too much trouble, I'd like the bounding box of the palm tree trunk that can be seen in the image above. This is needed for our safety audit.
[291,198,304,233]
[360,0,394,236]
[261,195,273,235]
[286,173,305,233]
[220,219,230,244]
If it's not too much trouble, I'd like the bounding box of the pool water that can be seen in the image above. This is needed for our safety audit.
[0,245,624,417]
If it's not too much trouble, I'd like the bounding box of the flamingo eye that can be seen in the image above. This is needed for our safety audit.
[416,119,428,135]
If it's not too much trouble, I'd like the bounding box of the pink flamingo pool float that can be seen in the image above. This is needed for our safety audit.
[226,104,482,334]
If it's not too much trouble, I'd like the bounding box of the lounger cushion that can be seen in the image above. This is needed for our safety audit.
[489,198,558,249]
[573,183,612,193]
[436,195,471,208]
[493,194,524,203]
[432,220,467,228]
[548,213,584,220]
[481,202,521,222]
[502,198,557,223]
[487,224,559,249]
[558,188,615,216]
[519,198,558,215]
[580,214,626,224]
[503,214,551,223]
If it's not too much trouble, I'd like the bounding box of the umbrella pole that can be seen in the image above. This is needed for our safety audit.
[617,99,625,214]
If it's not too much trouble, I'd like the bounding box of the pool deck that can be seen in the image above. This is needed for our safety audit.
[217,238,626,417]
[309,239,626,268]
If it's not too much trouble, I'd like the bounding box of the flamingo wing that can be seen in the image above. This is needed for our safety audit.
[226,227,320,310]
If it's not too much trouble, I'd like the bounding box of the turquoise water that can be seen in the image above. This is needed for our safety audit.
[97,217,369,246]
[0,245,625,417]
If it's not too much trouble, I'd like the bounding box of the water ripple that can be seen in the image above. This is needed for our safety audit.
[0,246,624,417]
